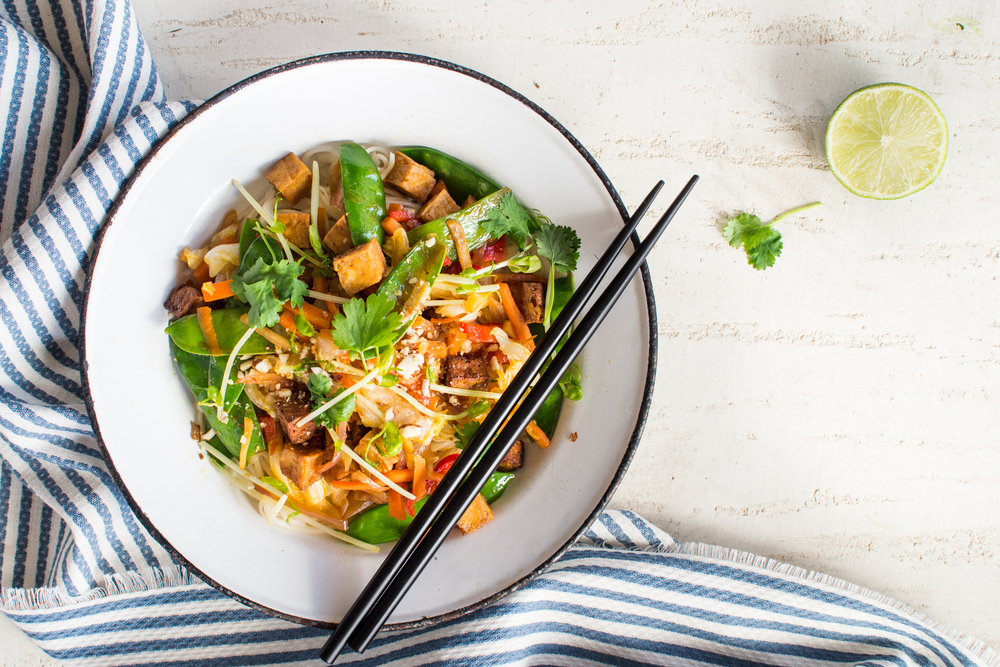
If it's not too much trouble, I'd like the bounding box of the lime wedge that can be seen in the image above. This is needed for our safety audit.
[826,83,948,200]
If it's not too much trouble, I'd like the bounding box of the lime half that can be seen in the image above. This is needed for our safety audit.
[826,83,948,199]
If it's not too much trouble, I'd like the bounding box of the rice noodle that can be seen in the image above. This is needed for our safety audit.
[366,145,395,178]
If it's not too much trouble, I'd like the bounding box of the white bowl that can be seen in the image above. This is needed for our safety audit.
[83,52,655,627]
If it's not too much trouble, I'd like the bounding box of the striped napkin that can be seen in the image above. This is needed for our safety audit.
[0,1,996,665]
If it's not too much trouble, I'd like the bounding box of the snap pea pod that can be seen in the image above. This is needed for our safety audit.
[340,142,386,247]
[165,307,274,356]
[238,233,280,275]
[527,276,575,438]
[376,235,447,314]
[345,471,514,544]
[407,188,523,261]
[238,218,259,261]
[169,340,263,459]
[398,146,501,204]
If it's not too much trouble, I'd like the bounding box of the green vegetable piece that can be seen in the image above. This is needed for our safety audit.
[398,146,502,204]
[407,188,523,262]
[558,363,582,402]
[480,192,534,250]
[380,422,403,457]
[230,258,308,329]
[237,218,259,262]
[377,234,447,317]
[261,476,289,494]
[207,355,245,411]
[455,422,479,449]
[238,233,280,275]
[527,275,576,436]
[165,307,274,356]
[480,471,515,503]
[330,294,404,360]
[723,203,821,271]
[202,393,264,460]
[340,142,386,247]
[346,497,429,544]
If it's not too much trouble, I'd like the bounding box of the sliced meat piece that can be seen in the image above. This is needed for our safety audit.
[276,211,312,249]
[445,355,489,391]
[457,493,494,534]
[508,281,545,324]
[164,285,204,319]
[323,214,353,254]
[331,238,386,295]
[266,153,312,206]
[417,187,460,223]
[279,431,334,490]
[497,439,524,472]
[273,383,318,445]
[385,152,436,203]
[328,160,345,213]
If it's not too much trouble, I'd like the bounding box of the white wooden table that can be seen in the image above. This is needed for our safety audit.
[4,1,999,663]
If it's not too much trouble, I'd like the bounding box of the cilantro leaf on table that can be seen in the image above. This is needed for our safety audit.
[455,422,480,449]
[230,258,308,328]
[534,223,581,273]
[306,372,356,429]
[723,203,822,271]
[330,293,403,359]
[480,192,533,249]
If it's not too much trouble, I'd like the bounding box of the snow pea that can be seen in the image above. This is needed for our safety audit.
[340,142,386,247]
[377,234,447,314]
[345,471,514,544]
[203,393,264,460]
[398,146,501,204]
[407,188,520,261]
[528,275,575,438]
[238,233,280,276]
[165,307,274,356]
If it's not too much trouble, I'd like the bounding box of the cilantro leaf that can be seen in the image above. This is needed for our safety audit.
[455,422,479,449]
[330,293,404,358]
[480,193,533,249]
[379,422,402,457]
[534,223,581,273]
[558,363,583,401]
[306,372,356,429]
[230,258,309,328]
[723,213,783,271]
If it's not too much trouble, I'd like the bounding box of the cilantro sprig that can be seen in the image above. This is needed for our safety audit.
[534,222,581,328]
[306,372,356,430]
[480,192,533,249]
[724,202,821,270]
[230,258,309,328]
[330,293,404,363]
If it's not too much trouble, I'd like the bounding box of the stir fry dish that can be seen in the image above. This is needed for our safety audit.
[164,143,583,549]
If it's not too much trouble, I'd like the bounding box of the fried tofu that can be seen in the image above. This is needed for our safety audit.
[323,214,353,254]
[418,187,460,223]
[276,212,312,249]
[462,194,477,208]
[331,238,386,295]
[266,153,312,206]
[457,493,494,534]
[385,152,436,203]
[497,439,524,472]
[445,355,489,390]
[509,281,545,324]
[328,160,345,214]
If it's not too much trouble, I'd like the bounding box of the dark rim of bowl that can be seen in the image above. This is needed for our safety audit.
[80,50,658,631]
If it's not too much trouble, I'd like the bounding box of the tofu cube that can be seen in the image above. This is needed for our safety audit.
[323,214,353,254]
[276,212,312,249]
[331,238,386,295]
[418,187,460,223]
[497,439,524,472]
[266,153,312,205]
[445,355,489,390]
[457,494,494,534]
[462,194,477,208]
[385,152,436,203]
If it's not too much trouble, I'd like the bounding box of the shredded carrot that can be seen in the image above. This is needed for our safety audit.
[196,307,222,355]
[385,469,415,484]
[201,279,234,302]
[446,218,473,271]
[412,455,427,499]
[425,341,448,358]
[526,420,551,448]
[192,260,211,282]
[381,215,404,236]
[279,309,299,336]
[313,276,329,293]
[239,416,253,468]
[446,328,468,356]
[299,301,332,328]
[388,489,407,520]
[239,314,290,350]
[497,283,532,341]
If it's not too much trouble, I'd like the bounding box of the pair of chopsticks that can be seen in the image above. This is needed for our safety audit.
[320,176,699,663]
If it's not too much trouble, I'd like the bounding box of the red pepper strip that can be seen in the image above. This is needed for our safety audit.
[459,322,500,343]
[436,453,459,475]
[478,237,507,263]
[388,209,416,222]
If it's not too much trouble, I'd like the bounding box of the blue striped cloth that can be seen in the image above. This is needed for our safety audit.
[0,1,996,665]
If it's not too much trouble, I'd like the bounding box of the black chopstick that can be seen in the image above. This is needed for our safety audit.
[320,177,694,663]
[340,175,698,655]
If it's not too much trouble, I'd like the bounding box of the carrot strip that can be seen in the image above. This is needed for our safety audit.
[497,283,532,341]
[446,329,467,356]
[239,416,253,469]
[425,341,448,359]
[526,420,551,448]
[388,489,407,520]
[196,307,222,355]
[385,469,415,484]
[279,309,298,336]
[381,215,404,236]
[446,218,473,271]
[201,279,234,302]
[412,455,427,499]
[192,260,211,282]
[313,276,329,294]
[300,301,332,329]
